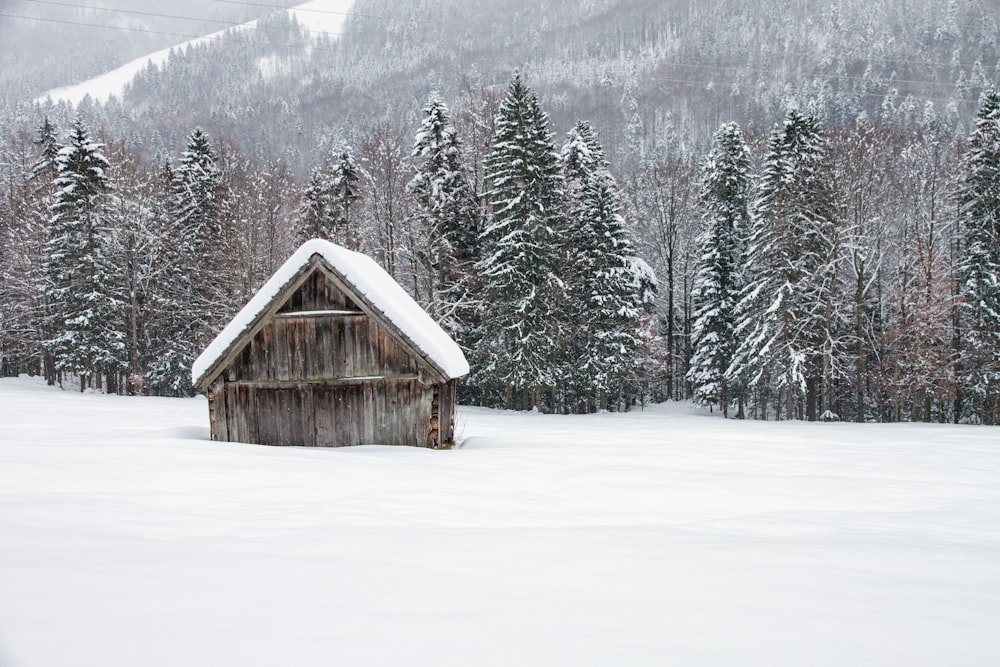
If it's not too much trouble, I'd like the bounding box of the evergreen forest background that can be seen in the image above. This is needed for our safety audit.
[2,0,1000,423]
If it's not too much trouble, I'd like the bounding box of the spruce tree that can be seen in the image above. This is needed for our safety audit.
[560,120,644,411]
[955,89,1000,424]
[477,72,566,410]
[33,117,60,179]
[32,117,62,384]
[301,165,336,241]
[688,122,752,417]
[330,145,361,249]
[172,128,221,255]
[44,117,126,391]
[408,93,481,339]
[729,110,840,420]
[147,129,222,395]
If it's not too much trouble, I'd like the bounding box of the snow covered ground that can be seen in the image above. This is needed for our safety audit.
[36,0,355,106]
[0,376,998,666]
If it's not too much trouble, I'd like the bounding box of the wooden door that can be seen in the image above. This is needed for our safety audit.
[314,384,366,447]
[255,386,315,447]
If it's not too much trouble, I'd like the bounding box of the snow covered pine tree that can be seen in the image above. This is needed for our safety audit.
[560,120,646,411]
[955,89,1000,424]
[301,144,361,248]
[728,110,840,420]
[408,93,481,346]
[477,72,567,411]
[44,117,126,392]
[146,128,222,395]
[330,145,362,250]
[301,165,336,241]
[688,122,752,417]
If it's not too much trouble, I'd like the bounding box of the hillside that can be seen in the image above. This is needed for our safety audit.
[8,0,1000,170]
[0,0,295,103]
[34,0,355,107]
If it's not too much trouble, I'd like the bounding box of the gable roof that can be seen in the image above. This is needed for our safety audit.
[191,239,470,390]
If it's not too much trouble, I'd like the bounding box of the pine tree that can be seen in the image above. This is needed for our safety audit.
[729,110,841,420]
[33,117,60,180]
[688,122,752,417]
[955,89,1000,424]
[477,72,566,410]
[172,128,221,255]
[32,117,62,383]
[301,165,336,241]
[147,128,222,395]
[300,145,361,247]
[172,127,224,319]
[408,93,481,339]
[330,145,361,249]
[44,117,126,391]
[560,120,645,411]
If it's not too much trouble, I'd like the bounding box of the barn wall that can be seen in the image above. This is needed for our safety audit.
[277,268,352,313]
[209,266,456,448]
[221,379,434,447]
[223,314,422,384]
[439,381,457,445]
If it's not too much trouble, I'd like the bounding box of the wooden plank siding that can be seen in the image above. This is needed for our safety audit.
[223,313,424,385]
[206,263,459,449]
[218,378,436,447]
[277,268,355,314]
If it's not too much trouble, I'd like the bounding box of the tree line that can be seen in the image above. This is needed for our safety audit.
[686,95,1000,424]
[2,74,999,423]
[0,73,648,412]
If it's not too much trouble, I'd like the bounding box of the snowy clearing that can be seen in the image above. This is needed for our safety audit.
[35,0,355,106]
[0,376,998,666]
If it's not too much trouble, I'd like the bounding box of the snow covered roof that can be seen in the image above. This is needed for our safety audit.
[191,239,469,389]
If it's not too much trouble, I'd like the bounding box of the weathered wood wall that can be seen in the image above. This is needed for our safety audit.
[207,267,458,448]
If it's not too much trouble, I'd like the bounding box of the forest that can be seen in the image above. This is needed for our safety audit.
[1,0,999,423]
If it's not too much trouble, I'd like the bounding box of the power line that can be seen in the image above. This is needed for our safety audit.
[1,11,210,40]
[209,0,386,20]
[0,11,345,53]
[21,0,345,38]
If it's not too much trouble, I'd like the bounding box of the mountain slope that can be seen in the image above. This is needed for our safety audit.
[35,1,355,107]
[0,0,295,102]
[16,0,997,175]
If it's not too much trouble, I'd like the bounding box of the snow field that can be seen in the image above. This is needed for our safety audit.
[0,377,998,666]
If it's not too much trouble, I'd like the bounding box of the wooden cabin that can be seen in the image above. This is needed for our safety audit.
[191,239,469,448]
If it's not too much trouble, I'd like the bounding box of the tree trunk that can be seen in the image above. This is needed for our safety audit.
[855,267,865,421]
[785,380,794,421]
[806,376,818,421]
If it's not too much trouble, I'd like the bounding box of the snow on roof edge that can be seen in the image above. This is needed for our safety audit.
[191,239,469,389]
